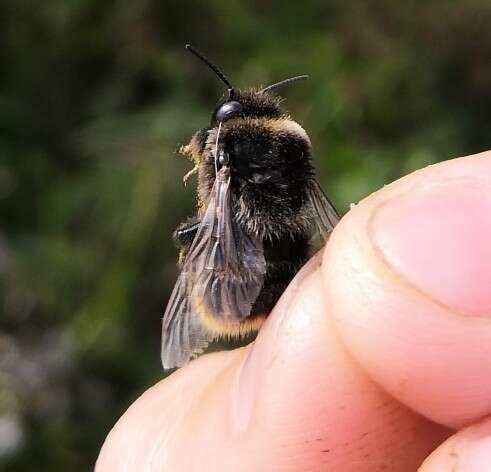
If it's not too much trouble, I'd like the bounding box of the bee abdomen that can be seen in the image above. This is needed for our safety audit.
[251,235,310,316]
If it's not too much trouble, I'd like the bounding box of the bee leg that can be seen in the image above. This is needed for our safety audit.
[182,165,199,186]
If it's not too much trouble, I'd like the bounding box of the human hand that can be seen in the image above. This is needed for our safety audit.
[96,151,491,471]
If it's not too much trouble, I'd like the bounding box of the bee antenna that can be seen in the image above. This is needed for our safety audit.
[259,75,309,94]
[185,44,235,99]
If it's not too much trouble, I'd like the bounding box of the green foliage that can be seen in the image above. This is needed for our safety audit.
[1,1,490,469]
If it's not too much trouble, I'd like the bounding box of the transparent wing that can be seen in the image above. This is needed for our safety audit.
[307,179,340,241]
[190,166,266,323]
[161,271,213,369]
[161,166,266,368]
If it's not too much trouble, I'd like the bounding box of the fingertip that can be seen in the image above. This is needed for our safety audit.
[96,349,244,471]
[419,417,491,472]
[322,151,491,428]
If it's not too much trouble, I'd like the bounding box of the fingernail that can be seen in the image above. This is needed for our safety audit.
[229,251,323,434]
[371,185,491,318]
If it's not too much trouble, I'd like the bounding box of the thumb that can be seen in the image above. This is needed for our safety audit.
[96,258,447,471]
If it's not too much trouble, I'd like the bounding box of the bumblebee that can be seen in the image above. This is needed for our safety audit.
[161,45,339,368]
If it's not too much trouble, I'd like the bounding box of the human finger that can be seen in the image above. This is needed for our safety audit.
[324,150,491,428]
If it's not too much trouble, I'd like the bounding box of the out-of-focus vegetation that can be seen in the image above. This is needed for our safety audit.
[1,1,490,469]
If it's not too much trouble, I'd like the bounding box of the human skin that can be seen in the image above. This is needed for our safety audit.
[96,151,491,471]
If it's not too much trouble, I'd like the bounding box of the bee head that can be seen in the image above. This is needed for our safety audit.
[181,46,314,205]
[214,89,312,184]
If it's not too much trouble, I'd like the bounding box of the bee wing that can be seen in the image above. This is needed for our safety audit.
[161,271,213,369]
[161,166,266,368]
[191,166,266,323]
[307,178,340,241]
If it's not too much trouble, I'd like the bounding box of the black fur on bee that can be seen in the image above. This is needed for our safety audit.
[161,45,339,369]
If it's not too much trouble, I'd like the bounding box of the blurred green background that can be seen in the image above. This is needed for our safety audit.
[1,0,490,470]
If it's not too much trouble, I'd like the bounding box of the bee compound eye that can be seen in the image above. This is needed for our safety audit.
[215,100,242,123]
